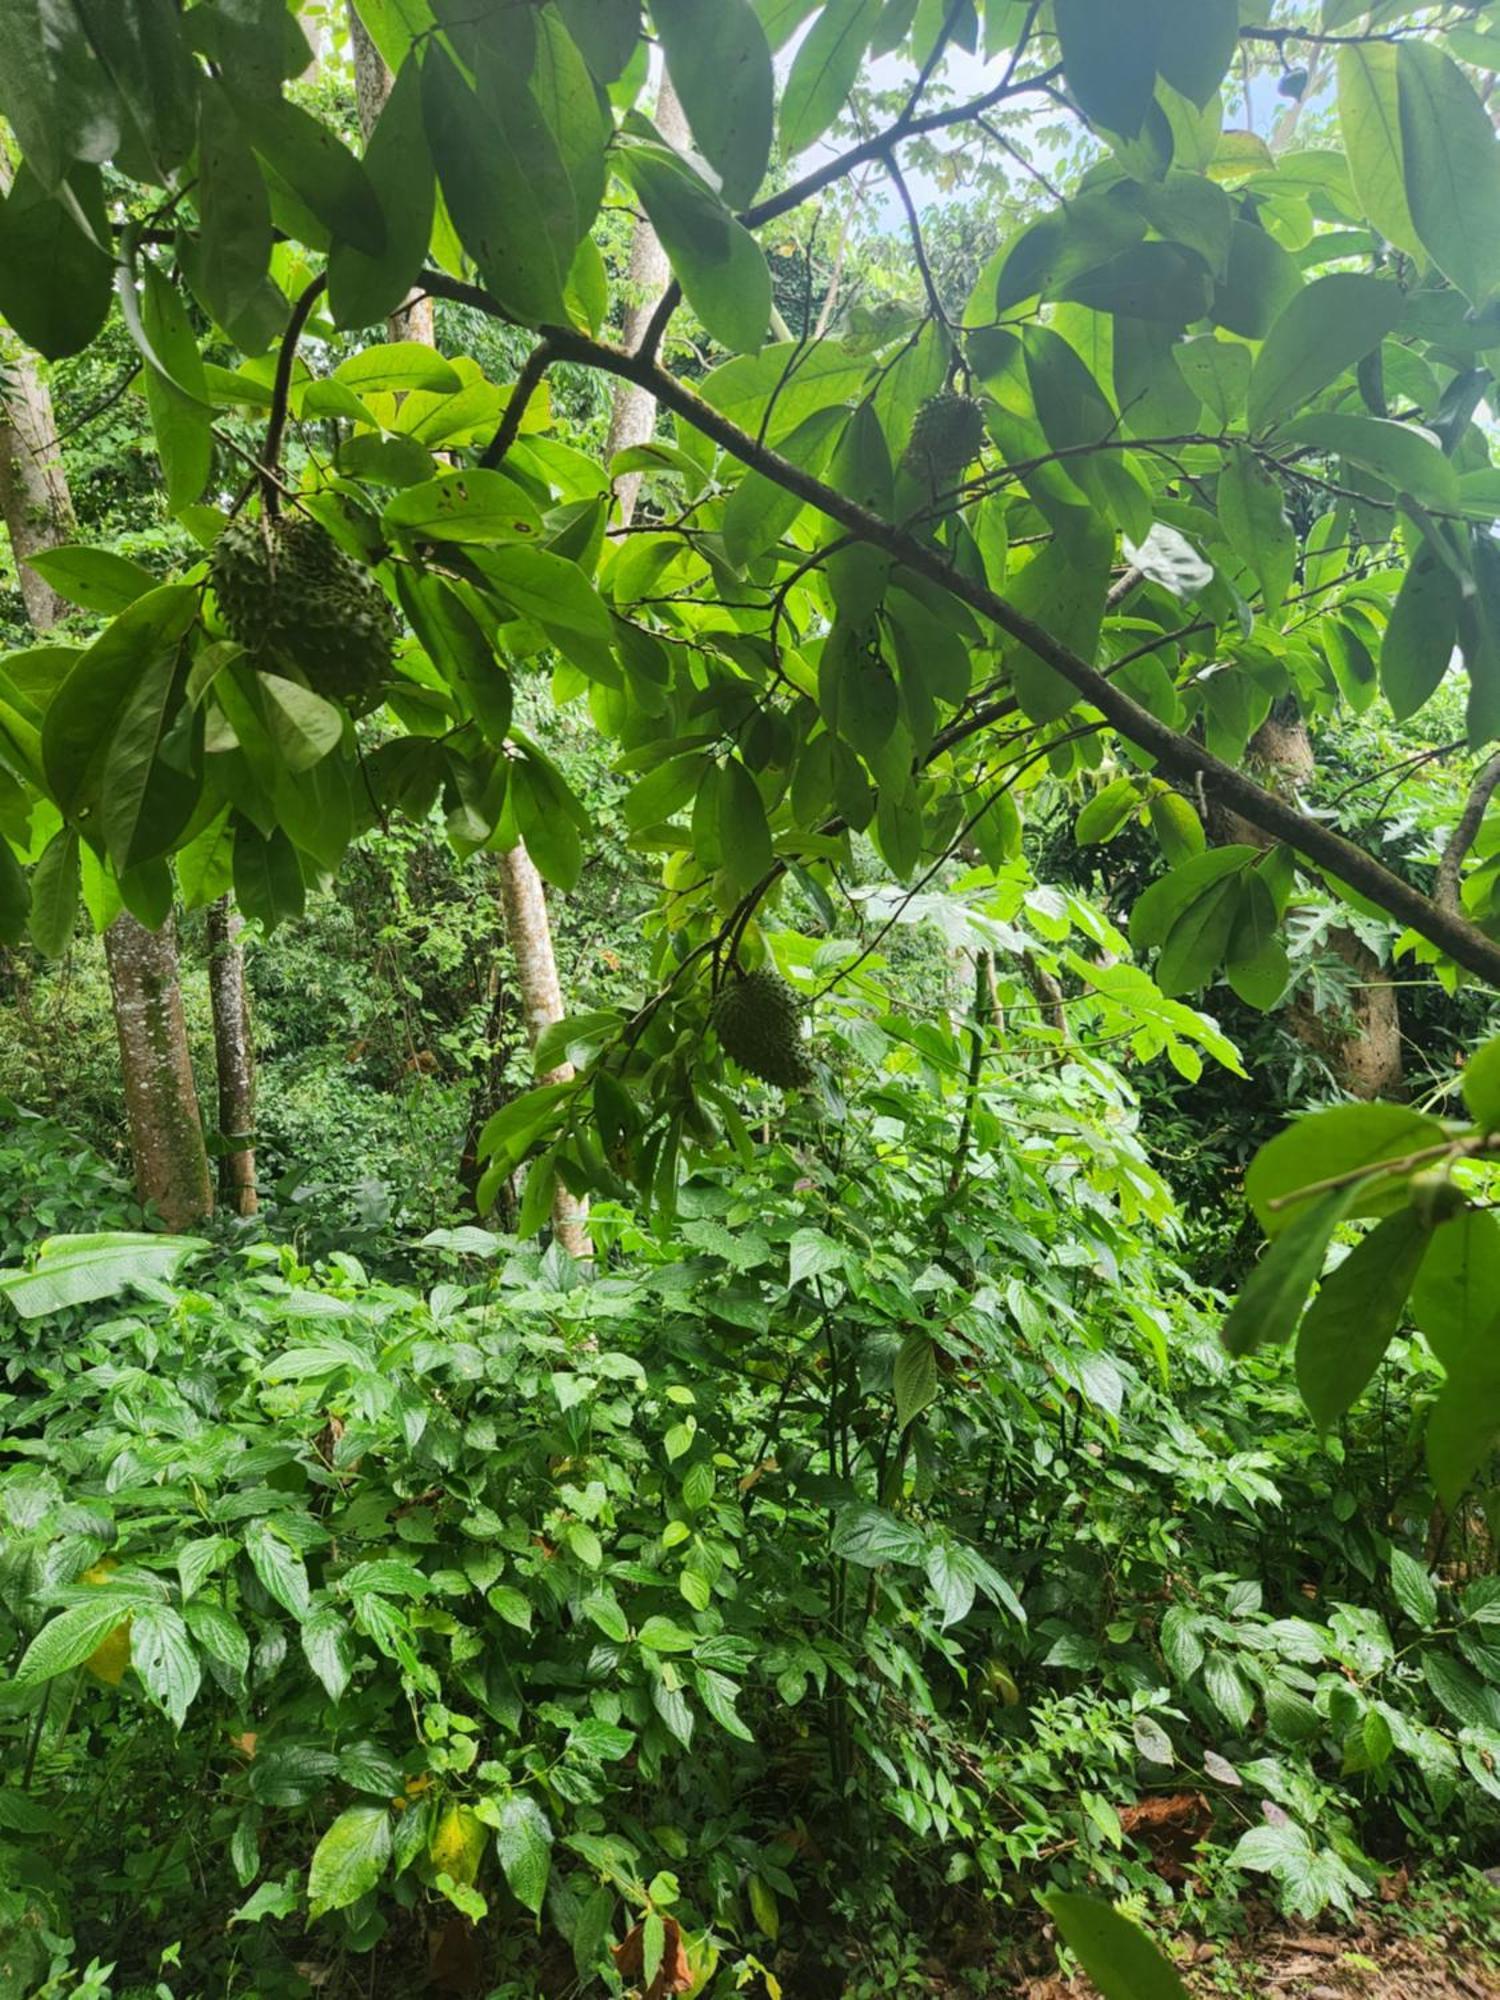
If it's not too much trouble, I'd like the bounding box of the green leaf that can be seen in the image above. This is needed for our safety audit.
[1279,413,1457,512]
[308,1805,392,1917]
[1411,1210,1500,1371]
[511,763,583,894]
[1399,41,1500,307]
[830,1503,925,1567]
[228,85,385,257]
[100,641,200,872]
[0,163,114,359]
[1005,518,1113,723]
[1221,1187,1355,1358]
[1338,44,1422,262]
[14,1598,136,1685]
[302,1607,353,1703]
[717,758,773,891]
[1381,545,1461,721]
[421,43,569,327]
[131,1603,200,1728]
[1211,218,1303,341]
[1225,873,1289,1012]
[1247,275,1404,434]
[23,546,156,616]
[0,0,122,189]
[1218,445,1295,613]
[397,572,512,745]
[73,0,197,177]
[1391,1548,1438,1630]
[27,827,79,960]
[0,839,29,947]
[1153,0,1237,109]
[1053,0,1158,138]
[1176,336,1250,425]
[140,264,215,511]
[780,0,883,154]
[1427,1350,1500,1509]
[338,342,463,395]
[383,467,541,543]
[894,1330,938,1430]
[1245,1102,1447,1236]
[493,1793,552,1915]
[0,1230,205,1317]
[656,0,772,207]
[1295,1209,1431,1428]
[1130,846,1254,951]
[1045,1893,1189,2000]
[328,58,436,330]
[1462,1036,1500,1132]
[233,820,306,931]
[191,85,274,331]
[620,144,771,355]
[244,1520,311,1621]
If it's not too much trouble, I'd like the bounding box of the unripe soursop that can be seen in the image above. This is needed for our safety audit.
[711,970,814,1089]
[209,512,394,713]
[902,391,986,489]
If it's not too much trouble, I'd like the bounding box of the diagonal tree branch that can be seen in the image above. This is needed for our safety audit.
[412,269,1500,988]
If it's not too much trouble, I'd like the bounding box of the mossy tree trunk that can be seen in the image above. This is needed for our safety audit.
[207,897,257,1214]
[0,259,217,1223]
[103,911,215,1228]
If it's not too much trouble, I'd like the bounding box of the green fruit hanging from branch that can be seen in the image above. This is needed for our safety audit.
[711,969,815,1089]
[901,390,986,492]
[209,512,395,713]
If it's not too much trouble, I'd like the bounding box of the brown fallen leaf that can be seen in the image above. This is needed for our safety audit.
[612,1915,693,1998]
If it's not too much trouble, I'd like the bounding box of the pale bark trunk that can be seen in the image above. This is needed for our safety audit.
[347,3,435,346]
[342,15,584,1248]
[1217,712,1403,1100]
[605,77,689,527]
[207,896,257,1214]
[497,843,589,1257]
[103,911,215,1228]
[0,293,218,1222]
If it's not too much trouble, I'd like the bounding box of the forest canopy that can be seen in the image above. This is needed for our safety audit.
[6,0,1500,1994]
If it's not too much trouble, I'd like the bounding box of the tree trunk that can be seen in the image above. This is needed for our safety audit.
[1215,710,1403,1100]
[497,845,589,1257]
[207,896,257,1214]
[347,2,436,346]
[103,911,215,1229]
[605,77,689,528]
[0,288,219,1221]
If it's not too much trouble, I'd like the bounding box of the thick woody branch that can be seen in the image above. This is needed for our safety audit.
[1434,752,1500,913]
[411,268,1500,989]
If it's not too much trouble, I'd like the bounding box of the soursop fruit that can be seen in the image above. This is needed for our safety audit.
[711,969,815,1089]
[901,390,986,488]
[209,511,394,713]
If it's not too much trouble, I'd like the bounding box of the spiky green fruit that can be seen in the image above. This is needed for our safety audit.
[902,391,986,487]
[209,512,394,713]
[711,970,814,1089]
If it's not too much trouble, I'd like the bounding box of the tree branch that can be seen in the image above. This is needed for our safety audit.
[413,267,1500,988]
[261,272,328,514]
[479,338,555,470]
[1434,752,1500,913]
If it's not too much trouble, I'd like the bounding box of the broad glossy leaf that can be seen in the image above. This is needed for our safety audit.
[1054,0,1158,138]
[0,0,122,188]
[1248,275,1404,433]
[1217,445,1294,613]
[1296,1209,1431,1428]
[421,44,570,327]
[621,144,771,355]
[1045,1893,1189,2000]
[1246,1102,1447,1237]
[100,641,200,871]
[1221,1187,1355,1358]
[229,86,385,256]
[132,1603,200,1728]
[1175,336,1250,426]
[14,1600,139,1686]
[23,547,156,616]
[781,0,883,155]
[1338,44,1422,261]
[656,0,773,207]
[141,265,214,511]
[0,1229,205,1316]
[716,758,773,891]
[1005,518,1113,723]
[191,85,274,330]
[42,585,199,819]
[233,819,306,930]
[327,57,434,330]
[382,469,541,542]
[1381,545,1461,720]
[1211,218,1303,341]
[1399,41,1500,307]
[1410,1209,1500,1371]
[1279,413,1457,512]
[0,163,114,358]
[26,828,79,959]
[894,1330,938,1429]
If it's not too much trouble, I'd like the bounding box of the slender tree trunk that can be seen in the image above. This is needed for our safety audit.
[347,3,435,346]
[207,897,257,1214]
[103,912,215,1228]
[344,5,585,1250]
[605,77,689,528]
[497,846,589,1256]
[0,313,218,1217]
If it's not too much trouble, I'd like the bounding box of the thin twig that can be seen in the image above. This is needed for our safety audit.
[479,338,555,470]
[1435,752,1500,913]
